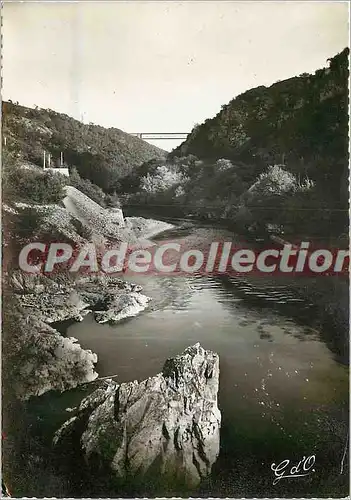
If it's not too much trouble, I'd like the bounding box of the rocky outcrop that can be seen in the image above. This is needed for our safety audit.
[10,269,90,322]
[54,343,221,490]
[9,202,88,244]
[108,207,125,226]
[94,291,151,324]
[63,186,174,244]
[75,275,151,324]
[7,273,152,399]
[4,303,98,400]
[17,323,98,399]
[5,182,173,402]
[12,271,151,326]
[125,216,174,240]
[19,287,92,324]
[7,190,174,248]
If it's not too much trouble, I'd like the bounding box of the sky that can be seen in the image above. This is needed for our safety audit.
[2,1,349,151]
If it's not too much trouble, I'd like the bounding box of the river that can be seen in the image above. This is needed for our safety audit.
[28,222,349,497]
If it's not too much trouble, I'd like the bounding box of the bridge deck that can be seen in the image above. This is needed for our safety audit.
[130,132,189,140]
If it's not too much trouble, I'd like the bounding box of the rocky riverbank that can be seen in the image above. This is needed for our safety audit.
[5,201,174,400]
[13,271,151,325]
[6,271,154,400]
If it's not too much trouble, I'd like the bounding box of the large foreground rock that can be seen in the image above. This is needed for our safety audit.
[54,343,221,489]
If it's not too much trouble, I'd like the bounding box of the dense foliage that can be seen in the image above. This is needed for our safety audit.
[2,102,166,192]
[171,48,349,204]
[2,153,90,272]
[2,151,68,205]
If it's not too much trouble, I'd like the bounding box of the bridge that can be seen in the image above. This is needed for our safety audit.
[130,132,189,140]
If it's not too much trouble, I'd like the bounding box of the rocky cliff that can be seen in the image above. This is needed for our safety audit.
[5,269,155,400]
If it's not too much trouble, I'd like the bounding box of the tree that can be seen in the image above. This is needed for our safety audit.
[140,165,186,194]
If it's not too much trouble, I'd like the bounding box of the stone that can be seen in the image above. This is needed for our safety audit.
[94,291,151,324]
[54,343,221,490]
[12,317,98,400]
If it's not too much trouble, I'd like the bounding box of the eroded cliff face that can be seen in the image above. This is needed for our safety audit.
[63,186,129,241]
[54,343,221,491]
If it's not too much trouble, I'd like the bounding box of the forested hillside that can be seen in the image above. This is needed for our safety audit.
[122,48,349,242]
[171,48,349,204]
[2,101,166,192]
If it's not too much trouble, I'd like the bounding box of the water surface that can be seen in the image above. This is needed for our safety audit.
[41,225,350,496]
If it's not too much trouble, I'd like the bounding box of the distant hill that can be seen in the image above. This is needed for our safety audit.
[2,101,166,192]
[171,48,349,202]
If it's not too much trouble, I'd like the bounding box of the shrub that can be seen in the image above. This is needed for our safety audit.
[69,167,106,207]
[140,165,186,194]
[249,165,297,197]
[2,206,48,272]
[105,193,121,208]
[3,156,68,204]
[175,185,186,198]
[28,169,66,203]
[216,158,234,171]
